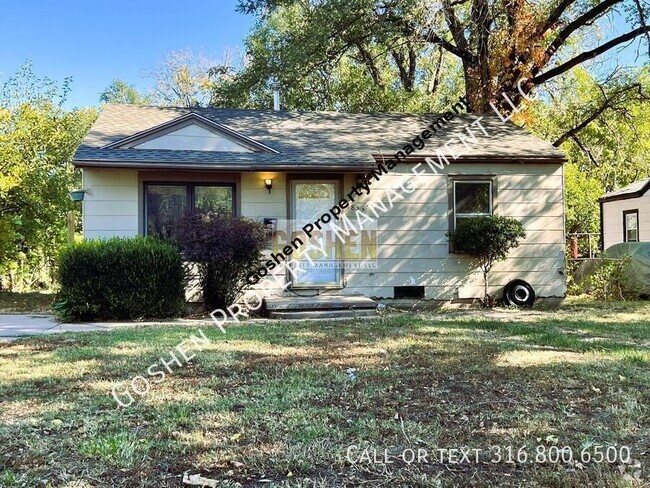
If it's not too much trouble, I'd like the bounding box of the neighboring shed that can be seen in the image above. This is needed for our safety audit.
[600,177,650,250]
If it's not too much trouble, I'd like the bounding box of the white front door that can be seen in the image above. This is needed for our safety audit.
[290,180,341,287]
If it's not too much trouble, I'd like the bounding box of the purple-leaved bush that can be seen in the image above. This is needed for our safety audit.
[177,213,266,310]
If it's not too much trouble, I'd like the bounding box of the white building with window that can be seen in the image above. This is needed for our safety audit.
[73,104,567,303]
[600,177,650,250]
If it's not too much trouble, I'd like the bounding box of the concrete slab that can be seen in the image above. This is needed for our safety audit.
[269,309,378,319]
[0,314,156,340]
[0,314,61,338]
[264,295,377,311]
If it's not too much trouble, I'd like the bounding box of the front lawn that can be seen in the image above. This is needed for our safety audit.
[0,300,648,487]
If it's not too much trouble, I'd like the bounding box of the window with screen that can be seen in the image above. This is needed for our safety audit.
[623,210,639,242]
[453,180,493,226]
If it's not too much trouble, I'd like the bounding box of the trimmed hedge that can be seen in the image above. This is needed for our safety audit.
[55,237,186,321]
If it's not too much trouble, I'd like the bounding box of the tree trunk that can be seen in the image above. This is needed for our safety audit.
[462,60,492,113]
[483,268,490,306]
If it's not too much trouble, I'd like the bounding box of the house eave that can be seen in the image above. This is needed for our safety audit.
[74,154,567,172]
[599,179,650,203]
[72,159,377,172]
[372,154,568,164]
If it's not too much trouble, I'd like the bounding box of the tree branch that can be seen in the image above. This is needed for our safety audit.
[540,0,580,34]
[422,28,476,61]
[553,106,609,147]
[542,0,625,60]
[570,134,600,167]
[387,45,417,90]
[633,0,650,57]
[442,0,473,57]
[472,0,491,98]
[391,50,409,89]
[428,47,445,94]
[552,83,644,146]
[0,204,19,215]
[532,26,650,84]
[355,42,384,87]
[407,46,417,88]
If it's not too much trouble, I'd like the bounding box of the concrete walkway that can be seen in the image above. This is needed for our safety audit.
[0,314,113,340]
[0,314,222,341]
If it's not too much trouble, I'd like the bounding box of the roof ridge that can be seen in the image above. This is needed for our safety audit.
[100,102,510,118]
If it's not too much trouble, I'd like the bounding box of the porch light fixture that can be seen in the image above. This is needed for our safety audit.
[69,189,86,202]
[264,178,273,193]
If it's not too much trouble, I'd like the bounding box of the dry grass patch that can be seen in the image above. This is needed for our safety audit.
[494,350,612,367]
[0,300,648,487]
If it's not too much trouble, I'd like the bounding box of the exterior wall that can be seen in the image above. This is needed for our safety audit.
[240,172,289,295]
[82,169,139,239]
[82,168,242,239]
[339,162,566,300]
[82,163,566,301]
[240,172,286,220]
[602,193,650,250]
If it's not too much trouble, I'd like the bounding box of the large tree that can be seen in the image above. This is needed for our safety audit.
[149,49,220,107]
[100,50,226,108]
[524,66,650,232]
[215,0,650,239]
[213,1,465,111]
[222,0,649,113]
[100,79,150,105]
[0,62,96,290]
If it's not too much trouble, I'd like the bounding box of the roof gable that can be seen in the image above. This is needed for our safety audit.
[74,104,567,171]
[103,113,278,154]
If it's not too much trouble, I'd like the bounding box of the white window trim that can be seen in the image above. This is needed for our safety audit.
[623,210,639,242]
[453,180,493,228]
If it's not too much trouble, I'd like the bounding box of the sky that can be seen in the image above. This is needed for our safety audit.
[0,1,646,111]
[0,0,253,109]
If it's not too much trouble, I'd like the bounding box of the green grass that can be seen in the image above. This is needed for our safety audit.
[0,299,649,487]
[0,291,53,313]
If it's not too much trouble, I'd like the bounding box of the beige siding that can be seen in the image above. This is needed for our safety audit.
[340,162,566,299]
[82,169,139,239]
[602,193,650,249]
[240,172,289,296]
[240,172,286,219]
[83,163,566,301]
[134,124,253,152]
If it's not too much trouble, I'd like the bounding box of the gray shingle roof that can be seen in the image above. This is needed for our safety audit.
[600,177,650,202]
[73,104,566,171]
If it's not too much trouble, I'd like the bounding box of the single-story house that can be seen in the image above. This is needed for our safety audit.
[73,103,567,302]
[600,177,650,250]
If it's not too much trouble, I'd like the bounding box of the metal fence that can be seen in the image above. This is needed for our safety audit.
[566,233,600,261]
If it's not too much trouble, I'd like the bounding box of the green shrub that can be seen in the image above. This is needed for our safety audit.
[55,237,186,321]
[447,216,526,306]
[582,255,644,300]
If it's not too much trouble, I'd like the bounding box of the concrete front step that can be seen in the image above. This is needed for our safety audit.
[269,309,378,320]
[264,295,377,312]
